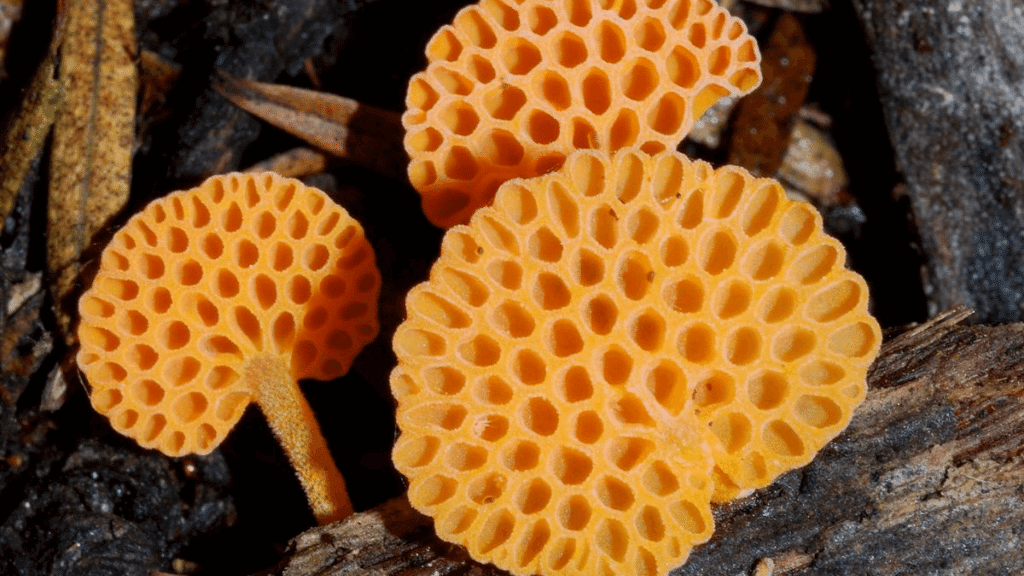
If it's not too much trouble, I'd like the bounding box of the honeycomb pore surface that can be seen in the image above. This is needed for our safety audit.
[78,172,381,457]
[391,148,880,576]
[404,0,763,227]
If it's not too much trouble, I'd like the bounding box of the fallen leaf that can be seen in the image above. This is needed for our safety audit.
[215,73,406,181]
[47,0,137,342]
[778,118,849,206]
[0,21,65,227]
[728,12,815,177]
[244,146,330,178]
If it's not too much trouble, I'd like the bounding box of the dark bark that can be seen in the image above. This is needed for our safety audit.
[259,308,1024,576]
[0,440,234,576]
[848,0,1024,324]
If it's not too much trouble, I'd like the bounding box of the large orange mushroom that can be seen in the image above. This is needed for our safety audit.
[77,172,380,524]
[391,148,881,575]
[404,0,762,227]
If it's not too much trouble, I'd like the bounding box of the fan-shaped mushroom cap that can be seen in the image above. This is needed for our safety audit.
[78,172,380,457]
[404,0,762,228]
[391,148,880,575]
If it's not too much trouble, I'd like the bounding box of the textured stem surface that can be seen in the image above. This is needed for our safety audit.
[249,356,352,524]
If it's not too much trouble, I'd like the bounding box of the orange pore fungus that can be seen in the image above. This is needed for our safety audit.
[404,0,762,228]
[77,172,380,524]
[391,148,881,576]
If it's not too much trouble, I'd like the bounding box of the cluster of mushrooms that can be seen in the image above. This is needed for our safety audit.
[76,1,881,575]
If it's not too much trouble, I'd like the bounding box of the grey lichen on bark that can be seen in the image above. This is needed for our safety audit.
[849,0,1024,323]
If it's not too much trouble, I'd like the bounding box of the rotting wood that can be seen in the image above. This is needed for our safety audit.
[257,307,1024,576]
[849,0,1024,324]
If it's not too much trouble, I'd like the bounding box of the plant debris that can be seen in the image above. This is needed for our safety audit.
[215,74,405,181]
[0,440,234,576]
[0,0,959,573]
[728,12,816,177]
[47,0,137,341]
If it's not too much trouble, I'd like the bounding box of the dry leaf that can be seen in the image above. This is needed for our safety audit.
[244,146,330,178]
[215,74,406,180]
[48,0,137,342]
[0,22,64,225]
[777,118,849,205]
[728,13,815,177]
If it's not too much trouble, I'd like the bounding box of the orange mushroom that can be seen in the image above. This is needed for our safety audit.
[76,172,380,524]
[404,0,762,227]
[390,148,880,575]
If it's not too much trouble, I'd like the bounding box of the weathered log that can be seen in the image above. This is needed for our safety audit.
[256,307,1024,576]
[848,0,1024,324]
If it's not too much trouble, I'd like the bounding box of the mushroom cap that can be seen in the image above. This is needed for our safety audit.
[77,172,380,457]
[404,0,762,228]
[390,148,880,576]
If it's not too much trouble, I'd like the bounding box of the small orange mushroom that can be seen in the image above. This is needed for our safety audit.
[404,0,762,227]
[390,148,880,576]
[77,172,380,524]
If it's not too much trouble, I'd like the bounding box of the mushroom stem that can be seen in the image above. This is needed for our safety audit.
[247,356,353,524]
